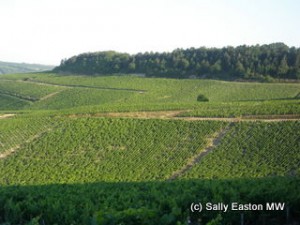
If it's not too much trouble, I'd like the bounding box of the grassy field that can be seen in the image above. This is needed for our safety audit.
[0,73,299,224]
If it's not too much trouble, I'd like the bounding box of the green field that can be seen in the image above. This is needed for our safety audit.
[0,73,299,224]
[0,94,30,110]
[0,73,300,116]
[183,121,300,179]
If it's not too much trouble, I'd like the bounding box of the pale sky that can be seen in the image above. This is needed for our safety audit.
[0,0,299,65]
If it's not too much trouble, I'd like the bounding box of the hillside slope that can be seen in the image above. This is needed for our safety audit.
[0,61,54,74]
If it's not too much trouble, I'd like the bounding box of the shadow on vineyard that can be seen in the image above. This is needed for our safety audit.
[0,177,299,225]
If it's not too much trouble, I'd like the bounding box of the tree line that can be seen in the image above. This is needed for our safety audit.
[55,43,300,80]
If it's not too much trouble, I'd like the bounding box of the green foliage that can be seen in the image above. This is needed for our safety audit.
[0,118,225,184]
[184,121,300,179]
[0,115,59,154]
[55,43,300,80]
[2,73,299,113]
[206,214,223,225]
[0,178,298,225]
[0,94,30,110]
[197,94,209,102]
[0,79,64,102]
[30,88,136,110]
[0,72,299,225]
[96,208,157,225]
[179,100,300,117]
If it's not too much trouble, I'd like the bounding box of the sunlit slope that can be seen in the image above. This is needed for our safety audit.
[0,118,225,185]
[1,117,299,186]
[0,94,30,110]
[13,73,300,102]
[183,121,300,179]
[0,73,299,114]
[0,79,65,101]
[0,61,54,75]
[0,116,60,154]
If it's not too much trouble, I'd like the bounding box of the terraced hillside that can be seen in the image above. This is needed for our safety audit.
[0,73,299,225]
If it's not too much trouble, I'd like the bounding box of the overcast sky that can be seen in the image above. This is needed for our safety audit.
[0,0,299,65]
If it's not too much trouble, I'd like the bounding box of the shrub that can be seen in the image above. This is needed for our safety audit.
[197,94,209,102]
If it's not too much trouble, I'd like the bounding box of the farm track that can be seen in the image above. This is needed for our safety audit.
[67,111,300,122]
[0,128,52,160]
[0,89,61,103]
[68,110,187,119]
[168,123,235,180]
[39,90,62,101]
[0,114,15,119]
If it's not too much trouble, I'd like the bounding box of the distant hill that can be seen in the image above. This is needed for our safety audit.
[54,43,300,80]
[0,61,55,75]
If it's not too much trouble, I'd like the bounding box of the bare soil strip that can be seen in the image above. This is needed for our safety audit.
[168,123,234,180]
[177,117,300,122]
[0,114,15,119]
[0,128,52,160]
[39,91,62,101]
[67,111,300,121]
[68,110,186,119]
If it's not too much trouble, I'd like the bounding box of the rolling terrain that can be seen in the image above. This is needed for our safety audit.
[0,61,54,75]
[0,73,299,224]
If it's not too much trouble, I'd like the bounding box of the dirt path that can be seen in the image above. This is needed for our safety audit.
[39,91,62,101]
[177,116,300,122]
[0,128,52,160]
[0,145,20,159]
[68,110,187,119]
[67,111,300,122]
[0,114,15,119]
[168,123,234,180]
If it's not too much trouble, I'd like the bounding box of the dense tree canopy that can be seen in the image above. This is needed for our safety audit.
[54,43,300,80]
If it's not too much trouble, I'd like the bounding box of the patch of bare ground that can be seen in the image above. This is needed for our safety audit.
[177,116,300,122]
[67,111,300,122]
[0,114,15,119]
[68,110,189,119]
[39,91,62,101]
[17,79,63,87]
[241,114,300,120]
[0,128,52,160]
[168,123,234,180]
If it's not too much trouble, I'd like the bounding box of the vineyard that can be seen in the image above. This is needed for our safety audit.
[0,79,65,102]
[0,115,59,155]
[178,99,300,117]
[0,118,225,184]
[183,121,300,179]
[0,94,30,110]
[30,88,138,110]
[0,73,299,224]
[0,74,300,114]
